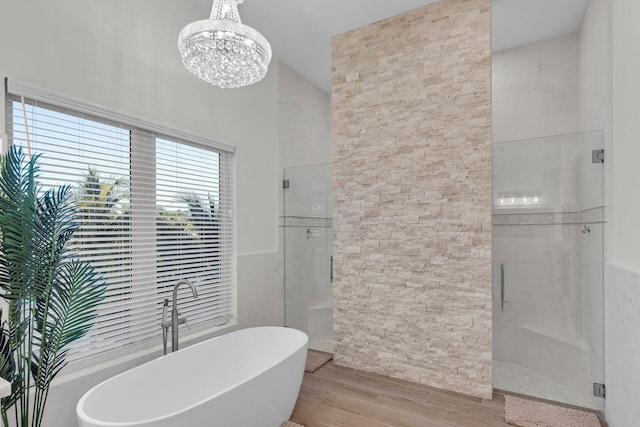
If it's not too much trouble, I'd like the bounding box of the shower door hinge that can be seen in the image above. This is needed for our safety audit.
[592,149,605,163]
[283,179,290,189]
[593,382,606,398]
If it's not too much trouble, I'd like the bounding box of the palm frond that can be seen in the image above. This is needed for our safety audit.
[0,310,16,405]
[31,186,78,304]
[178,191,221,240]
[0,146,107,426]
[0,148,39,301]
[35,260,105,387]
[0,147,40,206]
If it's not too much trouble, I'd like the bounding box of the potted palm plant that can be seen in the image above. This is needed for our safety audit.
[0,146,106,427]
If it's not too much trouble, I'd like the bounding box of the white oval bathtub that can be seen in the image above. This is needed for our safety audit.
[77,326,308,427]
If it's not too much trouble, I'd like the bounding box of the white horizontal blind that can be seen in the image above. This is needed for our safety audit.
[154,137,233,326]
[5,94,234,364]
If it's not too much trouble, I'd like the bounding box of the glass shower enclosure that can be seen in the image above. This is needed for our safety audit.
[492,131,605,411]
[283,164,333,353]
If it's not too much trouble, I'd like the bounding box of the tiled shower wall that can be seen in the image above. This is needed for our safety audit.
[332,0,492,398]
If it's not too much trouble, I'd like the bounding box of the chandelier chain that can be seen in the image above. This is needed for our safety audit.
[210,0,242,23]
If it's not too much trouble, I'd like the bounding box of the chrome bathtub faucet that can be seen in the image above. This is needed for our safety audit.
[162,280,199,354]
[161,298,171,354]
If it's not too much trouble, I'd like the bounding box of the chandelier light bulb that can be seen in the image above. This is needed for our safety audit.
[178,0,272,89]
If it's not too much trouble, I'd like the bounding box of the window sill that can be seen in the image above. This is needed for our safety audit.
[52,321,238,388]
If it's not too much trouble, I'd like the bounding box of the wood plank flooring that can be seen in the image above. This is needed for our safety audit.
[290,361,508,427]
[289,361,607,427]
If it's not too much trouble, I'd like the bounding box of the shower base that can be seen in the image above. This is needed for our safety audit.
[493,359,598,410]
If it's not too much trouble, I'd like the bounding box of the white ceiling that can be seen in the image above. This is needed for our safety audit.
[197,0,591,93]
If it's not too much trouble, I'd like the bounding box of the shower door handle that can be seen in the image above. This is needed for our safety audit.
[500,264,505,311]
[330,255,334,283]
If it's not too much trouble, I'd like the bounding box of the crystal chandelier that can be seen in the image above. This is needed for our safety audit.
[178,0,272,89]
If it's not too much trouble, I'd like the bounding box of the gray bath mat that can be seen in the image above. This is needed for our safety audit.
[305,349,332,373]
[504,395,601,427]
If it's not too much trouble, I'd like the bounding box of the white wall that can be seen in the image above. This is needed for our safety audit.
[610,0,640,266]
[492,34,579,143]
[0,0,292,425]
[605,264,640,425]
[578,0,640,424]
[277,60,332,215]
[579,0,611,138]
[606,0,640,424]
[278,62,332,173]
[276,62,332,345]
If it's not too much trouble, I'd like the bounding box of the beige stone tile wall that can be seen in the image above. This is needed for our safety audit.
[332,0,492,399]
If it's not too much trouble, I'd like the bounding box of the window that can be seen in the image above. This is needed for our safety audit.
[5,89,234,365]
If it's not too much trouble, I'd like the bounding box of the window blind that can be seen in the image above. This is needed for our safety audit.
[5,94,235,365]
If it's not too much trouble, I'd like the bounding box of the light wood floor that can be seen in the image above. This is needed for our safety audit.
[290,361,607,427]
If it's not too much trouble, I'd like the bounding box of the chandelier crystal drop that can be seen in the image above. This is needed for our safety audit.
[178,0,272,89]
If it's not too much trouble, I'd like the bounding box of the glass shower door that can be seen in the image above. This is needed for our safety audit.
[283,164,333,353]
[492,131,604,411]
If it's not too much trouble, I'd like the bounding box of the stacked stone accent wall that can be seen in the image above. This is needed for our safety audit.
[332,0,492,398]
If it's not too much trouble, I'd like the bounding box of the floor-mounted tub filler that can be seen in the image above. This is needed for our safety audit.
[77,327,308,427]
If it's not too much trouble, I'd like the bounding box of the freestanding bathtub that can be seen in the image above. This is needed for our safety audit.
[77,326,308,427]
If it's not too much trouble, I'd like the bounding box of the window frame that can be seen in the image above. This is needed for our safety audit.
[4,80,237,369]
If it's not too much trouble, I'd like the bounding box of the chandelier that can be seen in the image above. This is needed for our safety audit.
[178,0,272,89]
